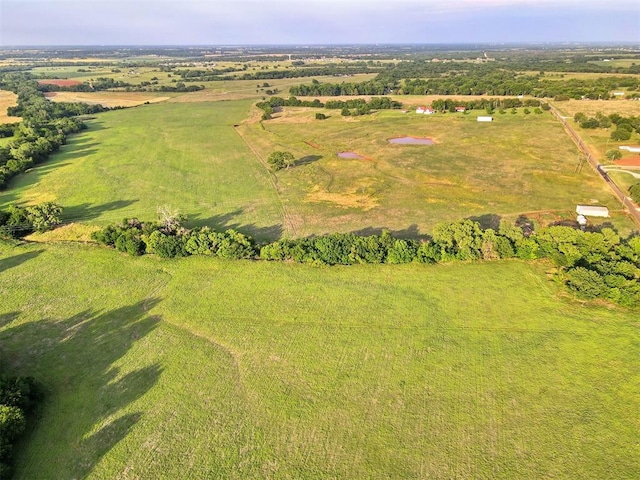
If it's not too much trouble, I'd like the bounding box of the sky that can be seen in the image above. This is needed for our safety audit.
[1,0,638,46]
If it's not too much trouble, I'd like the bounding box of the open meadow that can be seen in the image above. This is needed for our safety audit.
[2,97,636,239]
[0,100,285,241]
[240,104,631,236]
[1,241,638,479]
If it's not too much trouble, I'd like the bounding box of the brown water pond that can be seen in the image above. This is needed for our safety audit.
[388,137,434,145]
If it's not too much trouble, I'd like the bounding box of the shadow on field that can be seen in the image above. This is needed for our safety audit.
[467,213,502,231]
[63,199,139,223]
[0,162,73,206]
[0,250,43,275]
[0,298,162,478]
[57,143,100,161]
[295,155,323,167]
[191,209,283,242]
[0,312,20,330]
[352,223,426,240]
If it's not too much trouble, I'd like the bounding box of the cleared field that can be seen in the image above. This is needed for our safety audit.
[171,74,378,103]
[1,242,638,479]
[553,98,640,118]
[0,90,21,124]
[0,101,284,241]
[239,105,628,237]
[45,91,171,107]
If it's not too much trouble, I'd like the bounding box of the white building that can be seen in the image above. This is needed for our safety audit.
[477,116,493,122]
[619,146,640,153]
[576,205,609,218]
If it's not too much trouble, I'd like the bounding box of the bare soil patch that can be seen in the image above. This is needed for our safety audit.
[37,79,82,87]
[46,91,170,108]
[0,90,20,124]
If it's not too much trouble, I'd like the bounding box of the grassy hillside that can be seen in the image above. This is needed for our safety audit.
[0,101,284,241]
[1,242,638,478]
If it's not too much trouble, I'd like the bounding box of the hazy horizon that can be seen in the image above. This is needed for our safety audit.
[1,0,638,46]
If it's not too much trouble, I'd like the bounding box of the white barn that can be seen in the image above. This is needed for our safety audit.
[619,146,640,153]
[576,205,609,218]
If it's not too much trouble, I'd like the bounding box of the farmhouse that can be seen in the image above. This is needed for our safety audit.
[416,106,435,114]
[455,106,466,112]
[416,106,427,113]
[477,116,493,122]
[576,205,609,218]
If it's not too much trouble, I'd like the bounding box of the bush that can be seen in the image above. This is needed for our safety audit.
[267,151,295,170]
[565,267,608,299]
[629,183,640,203]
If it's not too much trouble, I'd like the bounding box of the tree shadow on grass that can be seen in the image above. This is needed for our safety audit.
[295,155,323,167]
[467,213,502,231]
[0,250,43,275]
[62,200,139,223]
[191,210,283,243]
[351,224,427,240]
[1,299,163,478]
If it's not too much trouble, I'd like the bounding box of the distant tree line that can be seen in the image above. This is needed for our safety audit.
[0,73,107,189]
[289,60,638,99]
[256,96,402,119]
[92,216,640,308]
[172,65,383,83]
[0,374,41,478]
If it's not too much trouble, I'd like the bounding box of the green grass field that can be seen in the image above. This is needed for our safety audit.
[0,101,284,241]
[3,99,636,240]
[1,242,638,479]
[240,106,631,236]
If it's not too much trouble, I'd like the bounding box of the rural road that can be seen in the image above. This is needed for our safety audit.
[550,106,640,229]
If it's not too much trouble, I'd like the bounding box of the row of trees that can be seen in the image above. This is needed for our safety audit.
[0,374,41,478]
[256,96,402,120]
[0,203,63,238]
[0,73,108,188]
[92,216,640,307]
[430,97,548,112]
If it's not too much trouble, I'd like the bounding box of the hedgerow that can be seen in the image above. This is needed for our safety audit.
[91,216,640,308]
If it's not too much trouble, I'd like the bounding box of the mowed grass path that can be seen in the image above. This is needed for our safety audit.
[0,101,284,241]
[1,243,638,478]
[240,108,625,236]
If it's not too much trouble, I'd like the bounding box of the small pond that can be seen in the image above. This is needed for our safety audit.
[388,137,434,145]
[337,152,366,159]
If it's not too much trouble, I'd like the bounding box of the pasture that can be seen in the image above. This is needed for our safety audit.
[239,105,630,237]
[3,98,636,239]
[1,242,638,479]
[0,101,284,242]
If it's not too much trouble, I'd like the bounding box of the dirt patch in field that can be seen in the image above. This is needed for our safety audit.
[0,90,20,124]
[615,156,640,167]
[46,91,170,108]
[306,185,379,211]
[37,79,82,87]
[305,141,321,149]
